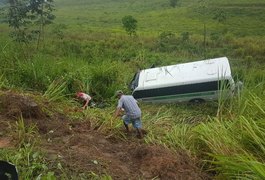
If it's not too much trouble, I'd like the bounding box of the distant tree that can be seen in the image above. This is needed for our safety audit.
[169,0,178,8]
[7,0,55,48]
[122,15,137,36]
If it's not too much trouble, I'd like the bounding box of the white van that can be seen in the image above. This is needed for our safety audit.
[130,57,235,103]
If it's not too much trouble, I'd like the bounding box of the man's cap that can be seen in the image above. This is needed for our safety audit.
[115,90,123,97]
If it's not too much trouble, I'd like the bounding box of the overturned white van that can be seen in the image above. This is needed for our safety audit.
[130,57,235,103]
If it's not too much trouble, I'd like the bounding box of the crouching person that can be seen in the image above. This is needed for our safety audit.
[76,92,94,109]
[114,90,143,139]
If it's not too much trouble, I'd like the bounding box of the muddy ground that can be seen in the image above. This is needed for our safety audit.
[0,91,209,179]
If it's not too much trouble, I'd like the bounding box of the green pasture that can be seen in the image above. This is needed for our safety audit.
[51,0,265,36]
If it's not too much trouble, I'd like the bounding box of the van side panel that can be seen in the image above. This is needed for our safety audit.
[133,80,231,99]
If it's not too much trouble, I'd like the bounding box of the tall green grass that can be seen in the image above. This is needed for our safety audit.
[213,153,265,179]
[43,79,67,102]
[1,28,264,98]
[0,73,9,89]
[191,79,264,177]
[88,60,125,100]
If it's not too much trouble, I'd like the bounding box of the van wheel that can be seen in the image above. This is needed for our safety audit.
[189,98,205,104]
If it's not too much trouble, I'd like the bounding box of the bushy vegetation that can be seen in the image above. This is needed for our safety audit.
[0,0,264,179]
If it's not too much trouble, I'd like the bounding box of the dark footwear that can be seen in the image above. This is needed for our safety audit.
[141,129,148,135]
[136,128,143,139]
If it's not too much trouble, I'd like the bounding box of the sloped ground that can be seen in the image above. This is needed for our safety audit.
[0,91,209,179]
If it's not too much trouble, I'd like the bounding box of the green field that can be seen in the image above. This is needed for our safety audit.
[51,0,265,36]
[0,0,265,179]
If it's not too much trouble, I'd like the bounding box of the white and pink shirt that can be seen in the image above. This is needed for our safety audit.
[77,92,91,101]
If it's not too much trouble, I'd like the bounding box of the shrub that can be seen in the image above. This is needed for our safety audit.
[157,31,178,52]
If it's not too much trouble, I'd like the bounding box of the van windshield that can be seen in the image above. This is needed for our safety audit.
[130,71,140,91]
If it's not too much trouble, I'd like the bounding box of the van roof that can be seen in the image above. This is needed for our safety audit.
[136,57,233,90]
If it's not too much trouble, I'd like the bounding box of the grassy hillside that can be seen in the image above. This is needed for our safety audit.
[0,0,265,179]
[53,0,265,36]
[0,0,264,98]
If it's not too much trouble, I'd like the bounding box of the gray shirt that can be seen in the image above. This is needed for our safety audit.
[117,95,141,119]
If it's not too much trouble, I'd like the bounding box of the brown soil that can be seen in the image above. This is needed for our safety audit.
[0,91,209,179]
[0,137,12,148]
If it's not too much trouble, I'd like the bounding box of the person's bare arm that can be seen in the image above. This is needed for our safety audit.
[114,107,122,118]
[82,99,90,109]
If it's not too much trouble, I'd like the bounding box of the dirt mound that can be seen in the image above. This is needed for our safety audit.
[132,146,203,179]
[0,91,44,119]
[42,121,208,179]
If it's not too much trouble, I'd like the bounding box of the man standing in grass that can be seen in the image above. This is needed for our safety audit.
[114,90,143,139]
